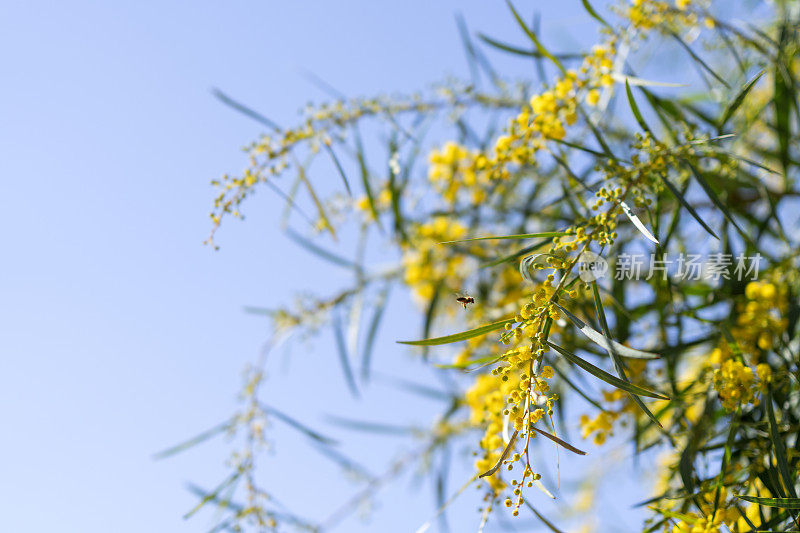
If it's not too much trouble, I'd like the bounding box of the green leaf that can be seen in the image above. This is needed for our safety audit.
[326,415,413,435]
[153,420,231,460]
[505,0,565,73]
[480,240,552,268]
[353,128,382,230]
[529,424,587,455]
[718,69,765,129]
[682,161,749,242]
[477,34,582,60]
[591,282,663,429]
[735,495,800,509]
[262,404,338,445]
[479,430,519,478]
[767,392,798,498]
[211,88,282,132]
[712,410,739,515]
[650,508,699,524]
[554,302,660,359]
[323,143,352,196]
[547,341,669,399]
[434,353,503,370]
[774,26,794,175]
[524,502,566,533]
[712,150,780,175]
[625,80,654,136]
[580,0,609,28]
[657,172,719,239]
[620,200,659,244]
[285,228,356,269]
[670,32,730,88]
[360,285,390,381]
[551,138,621,160]
[613,73,686,87]
[332,310,359,397]
[440,231,569,244]
[398,317,516,346]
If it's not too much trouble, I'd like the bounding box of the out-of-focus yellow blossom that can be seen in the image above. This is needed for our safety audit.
[580,411,619,445]
[625,0,701,32]
[713,359,757,410]
[355,188,393,219]
[671,513,723,533]
[428,141,492,204]
[402,217,469,302]
[735,281,788,354]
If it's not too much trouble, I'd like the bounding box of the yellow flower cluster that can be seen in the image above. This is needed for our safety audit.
[668,487,764,532]
[402,217,469,302]
[465,295,566,510]
[712,359,770,411]
[354,188,393,220]
[579,411,618,445]
[427,141,492,204]
[734,281,788,354]
[492,41,617,171]
[625,0,704,32]
[706,280,784,410]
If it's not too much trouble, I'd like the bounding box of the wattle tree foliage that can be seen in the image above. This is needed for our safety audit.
[166,1,800,531]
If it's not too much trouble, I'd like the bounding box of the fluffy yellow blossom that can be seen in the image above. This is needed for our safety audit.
[427,142,492,204]
[713,359,757,410]
[402,217,469,301]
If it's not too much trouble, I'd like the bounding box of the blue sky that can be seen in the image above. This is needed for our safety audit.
[0,2,658,531]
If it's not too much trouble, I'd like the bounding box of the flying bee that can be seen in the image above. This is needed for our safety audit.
[455,293,475,309]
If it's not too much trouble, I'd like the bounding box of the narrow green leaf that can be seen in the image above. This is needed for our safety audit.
[387,140,408,243]
[440,231,569,244]
[554,302,660,359]
[735,495,800,509]
[326,415,413,435]
[262,404,338,445]
[773,30,793,175]
[529,424,587,455]
[550,138,618,160]
[353,128,382,229]
[477,34,581,60]
[719,69,765,128]
[505,0,565,73]
[713,149,780,175]
[682,161,749,241]
[297,164,337,240]
[620,200,659,244]
[479,430,519,477]
[525,502,566,533]
[625,80,654,136]
[323,143,353,196]
[434,353,504,370]
[212,88,281,132]
[612,73,686,87]
[332,310,359,397]
[767,392,798,498]
[657,172,719,239]
[398,317,516,346]
[285,228,356,269]
[712,411,739,516]
[480,240,552,268]
[591,282,663,428]
[670,32,730,88]
[650,508,699,524]
[580,0,609,28]
[153,420,231,460]
[360,285,390,381]
[477,33,537,56]
[547,341,669,399]
[184,471,240,519]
